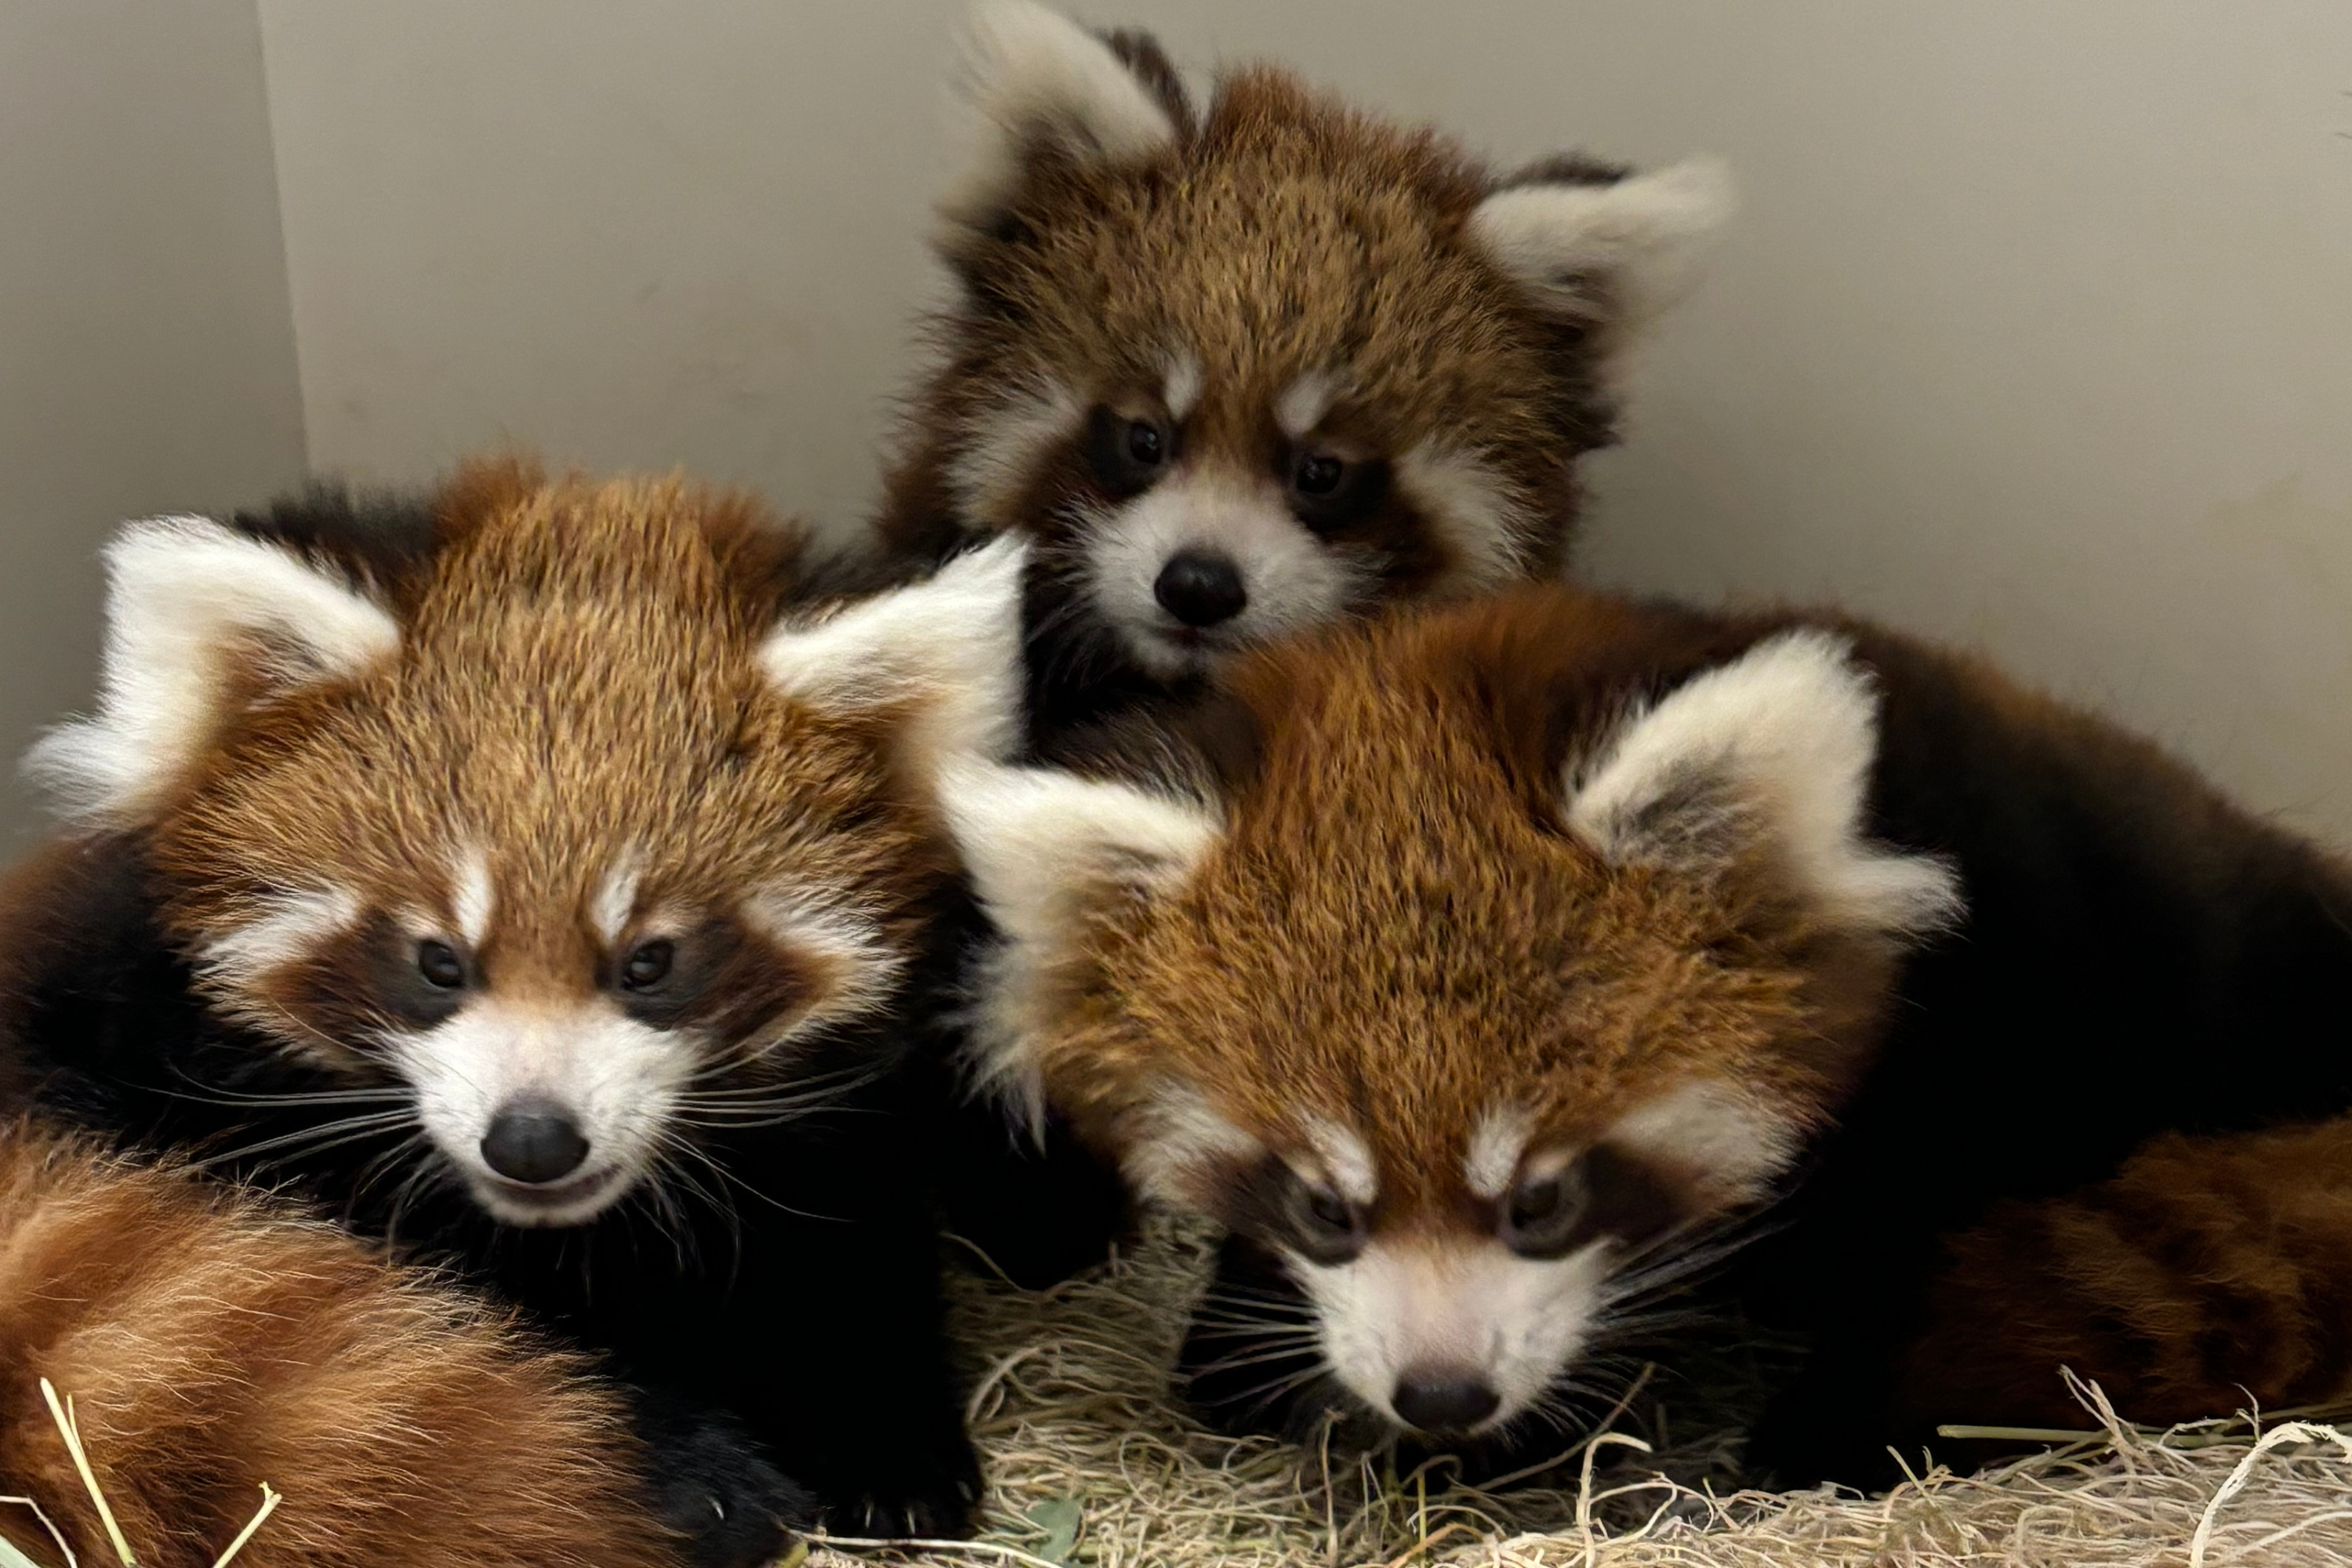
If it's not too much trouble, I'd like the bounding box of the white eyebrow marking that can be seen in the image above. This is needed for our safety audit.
[1464,1103,1534,1200]
[591,845,645,945]
[1302,1114,1377,1205]
[452,844,495,947]
[1275,371,1342,440]
[1163,350,1203,420]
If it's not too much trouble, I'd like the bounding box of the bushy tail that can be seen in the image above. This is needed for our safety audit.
[1900,1113,2352,1432]
[0,1121,684,1568]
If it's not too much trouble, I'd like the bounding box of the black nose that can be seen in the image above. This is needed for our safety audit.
[480,1098,590,1185]
[1392,1370,1501,1436]
[1152,550,1248,628]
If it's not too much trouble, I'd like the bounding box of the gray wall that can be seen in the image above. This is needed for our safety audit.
[1,0,307,840]
[14,3,2352,847]
[251,0,2352,845]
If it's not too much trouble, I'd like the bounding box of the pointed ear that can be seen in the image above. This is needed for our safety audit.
[757,534,1029,764]
[1563,630,1960,937]
[1469,157,1734,341]
[938,0,1185,241]
[27,515,401,825]
[936,757,1221,1124]
[941,757,1218,946]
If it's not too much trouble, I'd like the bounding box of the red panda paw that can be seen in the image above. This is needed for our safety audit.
[641,1414,813,1568]
[820,1424,985,1541]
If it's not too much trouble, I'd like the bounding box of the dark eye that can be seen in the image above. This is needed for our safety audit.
[1284,448,1388,532]
[620,939,674,991]
[1084,406,1177,499]
[1501,1166,1587,1257]
[1294,452,1345,495]
[1304,1185,1352,1234]
[1127,419,1164,466]
[416,940,466,990]
[1287,1178,1365,1262]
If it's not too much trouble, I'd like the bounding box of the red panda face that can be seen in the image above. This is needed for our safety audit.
[32,463,1026,1229]
[884,2,1732,682]
[941,589,1958,1436]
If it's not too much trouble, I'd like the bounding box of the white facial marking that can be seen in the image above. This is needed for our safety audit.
[941,0,1181,238]
[1082,472,1373,678]
[451,845,495,949]
[394,997,691,1229]
[1299,1235,1612,1431]
[590,845,644,946]
[1301,1115,1377,1206]
[1124,1081,1263,1207]
[202,887,362,989]
[1565,630,1962,935]
[947,378,1085,526]
[28,515,400,826]
[1395,441,1538,593]
[739,887,906,1045]
[939,758,1221,1132]
[1608,1081,1798,1203]
[1463,1104,1535,1201]
[1163,351,1203,421]
[759,532,1029,765]
[1274,371,1341,441]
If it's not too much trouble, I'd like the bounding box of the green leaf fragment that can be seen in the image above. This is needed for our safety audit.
[1024,1496,1083,1564]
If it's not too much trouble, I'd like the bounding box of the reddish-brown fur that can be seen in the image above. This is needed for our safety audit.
[878,65,1606,584]
[0,1121,680,1568]
[1027,590,1890,1220]
[978,578,2352,1471]
[1901,1115,2352,1431]
[155,459,944,1045]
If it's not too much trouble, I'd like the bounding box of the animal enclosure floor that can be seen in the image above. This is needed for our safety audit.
[807,1218,2352,1568]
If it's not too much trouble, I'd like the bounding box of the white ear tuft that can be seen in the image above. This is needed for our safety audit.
[939,0,1181,237]
[1565,630,1960,936]
[759,534,1029,764]
[942,757,1219,943]
[26,516,401,826]
[1470,157,1735,334]
[938,757,1221,1128]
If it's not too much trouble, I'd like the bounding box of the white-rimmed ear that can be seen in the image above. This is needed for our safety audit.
[758,534,1029,764]
[939,0,1184,239]
[1470,157,1735,336]
[938,756,1221,1127]
[27,516,401,826]
[1564,630,1960,937]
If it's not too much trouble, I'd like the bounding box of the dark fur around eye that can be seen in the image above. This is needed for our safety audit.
[1285,448,1388,533]
[1084,405,1177,499]
[1501,1147,1690,1259]
[610,917,815,1044]
[1286,1173,1367,1265]
[254,913,467,1047]
[1501,1164,1588,1258]
[1203,1152,1367,1265]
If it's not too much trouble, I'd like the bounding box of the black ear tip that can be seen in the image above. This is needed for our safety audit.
[1497,151,1634,194]
[1096,25,1197,138]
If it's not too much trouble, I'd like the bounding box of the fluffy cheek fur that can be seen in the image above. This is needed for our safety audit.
[390,1000,693,1228]
[1296,1236,1613,1431]
[1081,472,1377,678]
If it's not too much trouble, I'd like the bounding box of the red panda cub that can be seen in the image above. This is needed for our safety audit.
[0,1120,683,1568]
[936,582,2352,1487]
[3,462,1029,1566]
[873,0,1731,742]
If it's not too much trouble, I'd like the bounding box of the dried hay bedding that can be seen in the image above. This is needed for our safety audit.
[811,1218,2352,1568]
